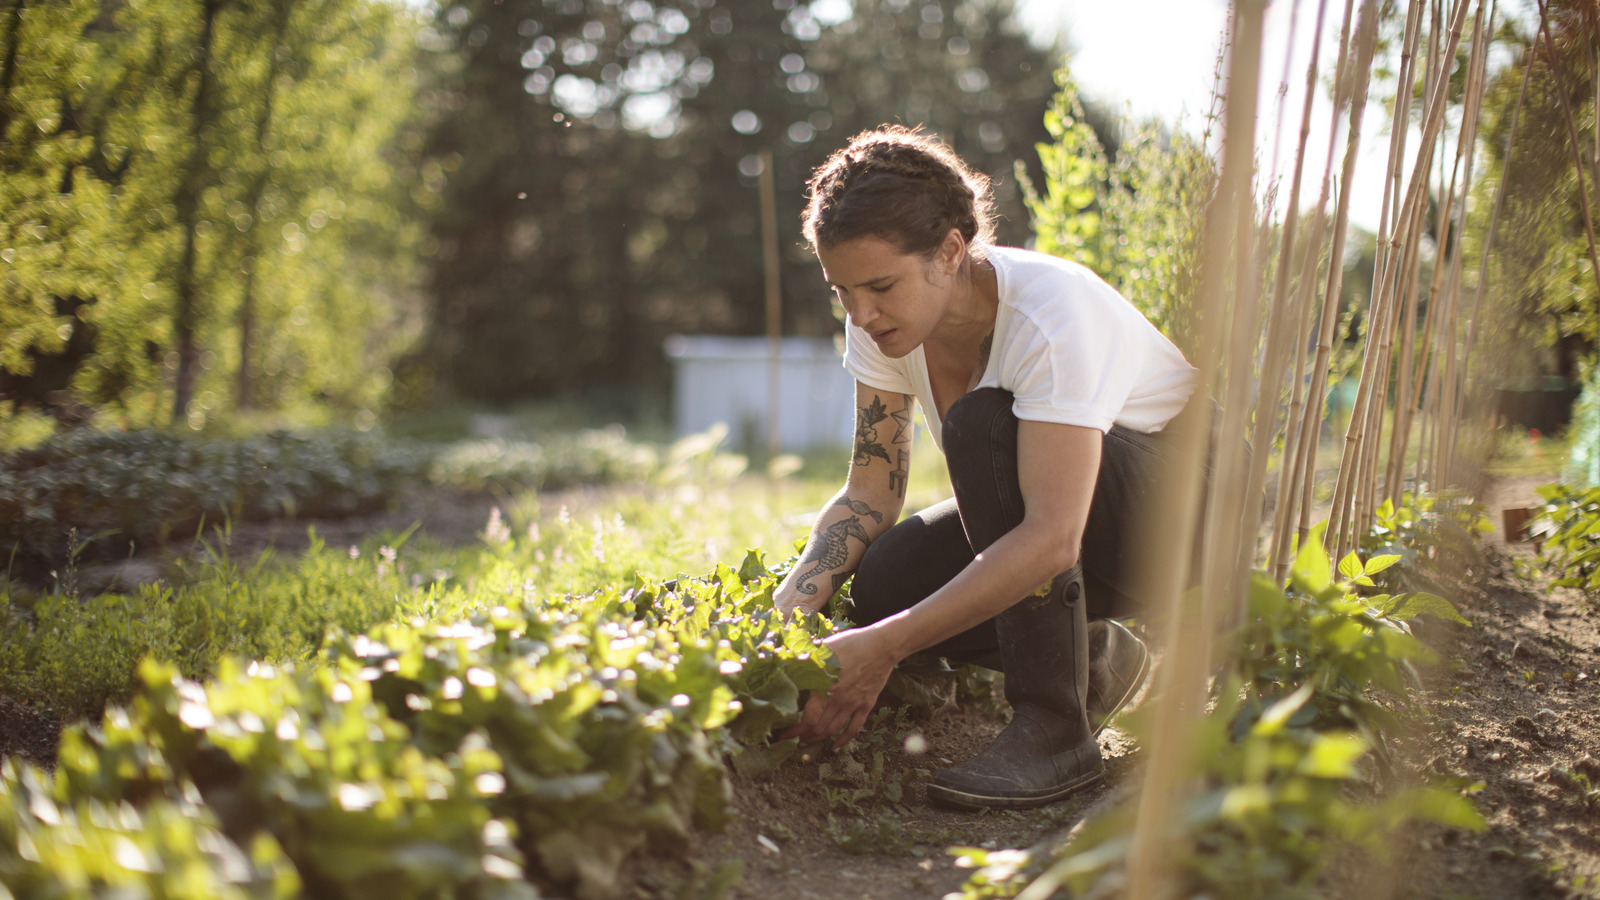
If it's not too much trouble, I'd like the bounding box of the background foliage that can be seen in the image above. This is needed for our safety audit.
[0,0,425,429]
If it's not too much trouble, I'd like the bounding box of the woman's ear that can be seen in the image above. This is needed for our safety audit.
[935,228,967,277]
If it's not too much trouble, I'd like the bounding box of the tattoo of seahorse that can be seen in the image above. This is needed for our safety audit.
[833,495,884,524]
[795,516,871,595]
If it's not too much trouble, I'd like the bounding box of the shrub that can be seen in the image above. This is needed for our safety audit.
[0,429,427,573]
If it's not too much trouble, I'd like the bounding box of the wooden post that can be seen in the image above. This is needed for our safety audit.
[759,149,782,478]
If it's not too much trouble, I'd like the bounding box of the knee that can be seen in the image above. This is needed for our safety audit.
[941,388,1014,464]
[848,535,903,626]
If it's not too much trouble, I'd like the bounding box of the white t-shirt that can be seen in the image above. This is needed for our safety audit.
[842,244,1198,453]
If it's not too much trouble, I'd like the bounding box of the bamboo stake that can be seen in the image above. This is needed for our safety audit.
[1246,0,1334,576]
[1402,0,1487,509]
[1382,9,1440,504]
[1122,3,1267,896]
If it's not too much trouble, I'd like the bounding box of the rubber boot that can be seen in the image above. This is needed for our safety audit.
[957,618,1150,737]
[927,563,1104,810]
[1085,618,1150,736]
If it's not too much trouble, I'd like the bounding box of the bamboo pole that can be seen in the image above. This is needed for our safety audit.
[1122,3,1267,896]
[1392,0,1490,520]
[1379,0,1489,531]
[1381,3,1440,504]
[1245,0,1334,577]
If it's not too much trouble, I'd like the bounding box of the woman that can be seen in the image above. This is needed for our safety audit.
[770,126,1200,811]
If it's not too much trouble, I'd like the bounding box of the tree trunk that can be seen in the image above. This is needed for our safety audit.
[170,0,224,425]
[235,0,294,410]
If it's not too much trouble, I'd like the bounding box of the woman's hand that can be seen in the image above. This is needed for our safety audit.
[772,582,824,621]
[782,625,900,751]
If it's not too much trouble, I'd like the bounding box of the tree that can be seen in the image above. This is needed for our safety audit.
[1467,1,1599,384]
[419,0,1060,406]
[1,0,424,427]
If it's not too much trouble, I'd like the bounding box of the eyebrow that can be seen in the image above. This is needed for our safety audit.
[828,274,896,289]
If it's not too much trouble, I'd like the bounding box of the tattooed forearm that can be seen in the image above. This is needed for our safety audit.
[853,395,892,467]
[833,495,884,524]
[795,516,871,595]
[889,449,909,499]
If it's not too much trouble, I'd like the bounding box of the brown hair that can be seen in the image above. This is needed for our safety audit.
[802,125,995,261]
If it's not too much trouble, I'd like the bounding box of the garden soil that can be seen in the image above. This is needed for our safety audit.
[7,475,1600,898]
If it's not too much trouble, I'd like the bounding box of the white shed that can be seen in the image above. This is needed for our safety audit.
[663,334,854,450]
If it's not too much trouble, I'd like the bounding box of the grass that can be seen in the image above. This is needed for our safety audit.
[0,427,953,724]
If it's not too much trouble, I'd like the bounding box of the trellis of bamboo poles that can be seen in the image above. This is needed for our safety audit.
[1360,0,1490,544]
[1390,1,1492,520]
[1462,2,1544,369]
[1324,0,1433,558]
[1118,2,1269,896]
[1326,0,1473,561]
[1268,0,1362,583]
[1288,0,1383,566]
[1327,0,1455,557]
[1241,0,1334,591]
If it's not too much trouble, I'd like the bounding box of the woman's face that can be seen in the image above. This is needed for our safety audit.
[816,234,961,359]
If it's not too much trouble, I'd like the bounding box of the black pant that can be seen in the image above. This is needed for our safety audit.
[849,387,1199,663]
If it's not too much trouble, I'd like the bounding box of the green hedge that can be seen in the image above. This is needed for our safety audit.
[0,429,427,571]
[1,425,742,578]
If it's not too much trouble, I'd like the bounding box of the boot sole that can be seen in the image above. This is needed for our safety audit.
[1091,635,1151,737]
[926,764,1104,811]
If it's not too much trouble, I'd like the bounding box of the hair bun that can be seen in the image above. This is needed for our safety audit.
[803,126,995,260]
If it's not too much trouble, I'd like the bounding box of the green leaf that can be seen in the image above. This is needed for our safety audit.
[1385,592,1470,625]
[1363,554,1403,575]
[1338,551,1363,580]
[738,549,769,583]
[1290,526,1333,597]
[1296,732,1369,778]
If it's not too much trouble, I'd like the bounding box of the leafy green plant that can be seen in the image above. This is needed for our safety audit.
[1534,483,1600,594]
[0,759,301,900]
[53,657,536,900]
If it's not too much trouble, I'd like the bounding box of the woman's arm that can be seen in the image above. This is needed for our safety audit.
[788,419,1102,748]
[772,382,915,619]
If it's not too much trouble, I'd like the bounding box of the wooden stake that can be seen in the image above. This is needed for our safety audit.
[1123,3,1267,896]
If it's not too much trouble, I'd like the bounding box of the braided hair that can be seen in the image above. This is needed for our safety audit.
[803,126,996,262]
